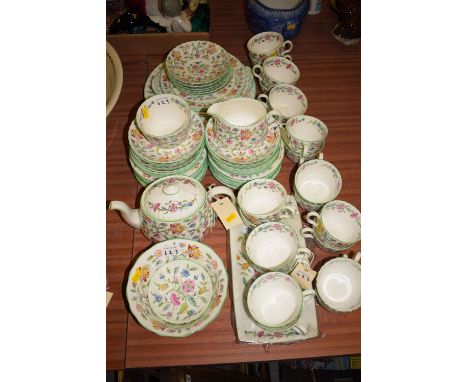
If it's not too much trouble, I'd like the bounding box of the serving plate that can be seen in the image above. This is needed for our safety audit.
[229,197,319,344]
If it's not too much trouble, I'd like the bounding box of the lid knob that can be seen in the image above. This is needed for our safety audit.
[162,184,180,195]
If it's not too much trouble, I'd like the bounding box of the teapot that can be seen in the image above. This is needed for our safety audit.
[207,97,281,149]
[109,176,235,242]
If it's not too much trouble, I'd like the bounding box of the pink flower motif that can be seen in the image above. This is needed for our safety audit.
[136,304,143,312]
[168,202,179,212]
[170,293,181,306]
[273,223,282,230]
[247,149,254,155]
[274,331,284,338]
[257,330,265,337]
[266,274,275,280]
[267,182,275,189]
[152,203,160,212]
[210,260,218,269]
[226,139,233,145]
[182,279,196,294]
[336,204,345,212]
[350,212,359,219]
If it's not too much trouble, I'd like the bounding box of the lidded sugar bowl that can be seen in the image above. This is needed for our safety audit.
[109,176,235,241]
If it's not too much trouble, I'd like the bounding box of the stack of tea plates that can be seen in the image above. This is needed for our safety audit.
[205,119,284,189]
[128,111,207,186]
[144,42,256,120]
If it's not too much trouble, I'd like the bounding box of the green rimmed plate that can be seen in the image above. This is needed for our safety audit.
[126,239,228,337]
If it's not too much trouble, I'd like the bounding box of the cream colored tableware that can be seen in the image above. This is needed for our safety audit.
[258,84,307,121]
[252,56,300,93]
[247,272,315,334]
[165,40,230,85]
[109,176,235,242]
[229,198,319,343]
[294,158,342,211]
[247,31,293,66]
[246,222,314,273]
[135,94,191,147]
[315,252,361,312]
[238,179,295,226]
[207,97,281,149]
[301,200,361,252]
[106,41,123,117]
[281,115,328,163]
[126,239,228,336]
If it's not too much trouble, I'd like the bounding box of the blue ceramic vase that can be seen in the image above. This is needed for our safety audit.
[246,0,310,40]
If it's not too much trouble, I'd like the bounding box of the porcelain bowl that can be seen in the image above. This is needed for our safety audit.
[106,41,123,116]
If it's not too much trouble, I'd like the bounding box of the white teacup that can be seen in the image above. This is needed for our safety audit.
[246,222,314,273]
[252,56,300,93]
[281,115,328,163]
[257,84,308,121]
[247,272,315,333]
[247,31,293,66]
[294,158,342,211]
[238,179,295,227]
[301,200,361,252]
[315,252,361,312]
[135,94,191,148]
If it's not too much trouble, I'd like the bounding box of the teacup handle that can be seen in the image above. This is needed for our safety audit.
[252,64,263,80]
[207,185,236,204]
[299,143,310,165]
[265,110,282,128]
[296,247,315,266]
[317,152,324,160]
[283,54,292,61]
[283,40,293,55]
[257,94,269,108]
[292,290,315,335]
[306,211,320,226]
[353,251,361,263]
[300,227,314,239]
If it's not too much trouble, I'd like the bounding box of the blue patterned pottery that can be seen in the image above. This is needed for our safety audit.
[246,0,310,40]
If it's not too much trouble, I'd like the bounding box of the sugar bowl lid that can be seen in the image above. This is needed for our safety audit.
[141,176,206,221]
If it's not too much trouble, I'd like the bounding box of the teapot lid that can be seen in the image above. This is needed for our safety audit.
[141,176,206,221]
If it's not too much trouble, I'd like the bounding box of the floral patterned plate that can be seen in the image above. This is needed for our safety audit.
[128,111,204,163]
[126,239,228,336]
[205,118,279,164]
[228,197,319,344]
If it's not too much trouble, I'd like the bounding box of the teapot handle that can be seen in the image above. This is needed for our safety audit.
[207,185,236,204]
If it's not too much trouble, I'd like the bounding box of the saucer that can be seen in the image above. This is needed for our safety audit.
[126,239,228,337]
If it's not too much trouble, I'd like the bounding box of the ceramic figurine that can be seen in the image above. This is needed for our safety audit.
[108,6,166,34]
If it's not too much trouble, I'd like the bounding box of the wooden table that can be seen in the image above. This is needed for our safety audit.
[107,1,360,370]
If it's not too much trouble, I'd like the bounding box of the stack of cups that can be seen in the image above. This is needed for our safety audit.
[128,94,208,186]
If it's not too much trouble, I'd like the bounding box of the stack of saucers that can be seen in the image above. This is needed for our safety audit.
[144,40,257,121]
[204,98,285,189]
[128,94,207,186]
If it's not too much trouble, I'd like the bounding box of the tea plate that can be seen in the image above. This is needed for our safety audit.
[228,197,319,344]
[205,118,280,164]
[128,111,204,163]
[126,239,228,337]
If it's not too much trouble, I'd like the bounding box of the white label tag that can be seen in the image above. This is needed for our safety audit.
[106,291,113,308]
[291,263,316,290]
[210,198,243,230]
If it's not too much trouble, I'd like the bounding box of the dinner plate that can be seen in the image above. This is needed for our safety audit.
[126,239,228,337]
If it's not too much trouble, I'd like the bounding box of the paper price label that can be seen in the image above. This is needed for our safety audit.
[210,198,243,230]
[291,263,316,290]
[106,291,113,308]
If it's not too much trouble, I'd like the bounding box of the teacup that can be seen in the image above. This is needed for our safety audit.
[258,84,308,122]
[247,272,315,334]
[238,179,296,226]
[246,222,315,273]
[294,158,342,211]
[135,94,191,148]
[315,252,361,312]
[247,31,293,66]
[301,200,361,252]
[252,56,300,93]
[281,115,328,163]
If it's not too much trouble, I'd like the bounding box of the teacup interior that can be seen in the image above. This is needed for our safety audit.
[139,100,188,137]
[248,226,297,268]
[250,278,301,326]
[317,260,360,311]
[270,90,306,118]
[288,118,325,142]
[296,163,339,203]
[241,188,283,215]
[214,98,265,126]
[265,60,299,83]
[249,33,282,54]
[322,205,361,243]
[259,0,302,10]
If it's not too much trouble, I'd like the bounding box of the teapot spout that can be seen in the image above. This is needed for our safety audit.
[109,201,142,229]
